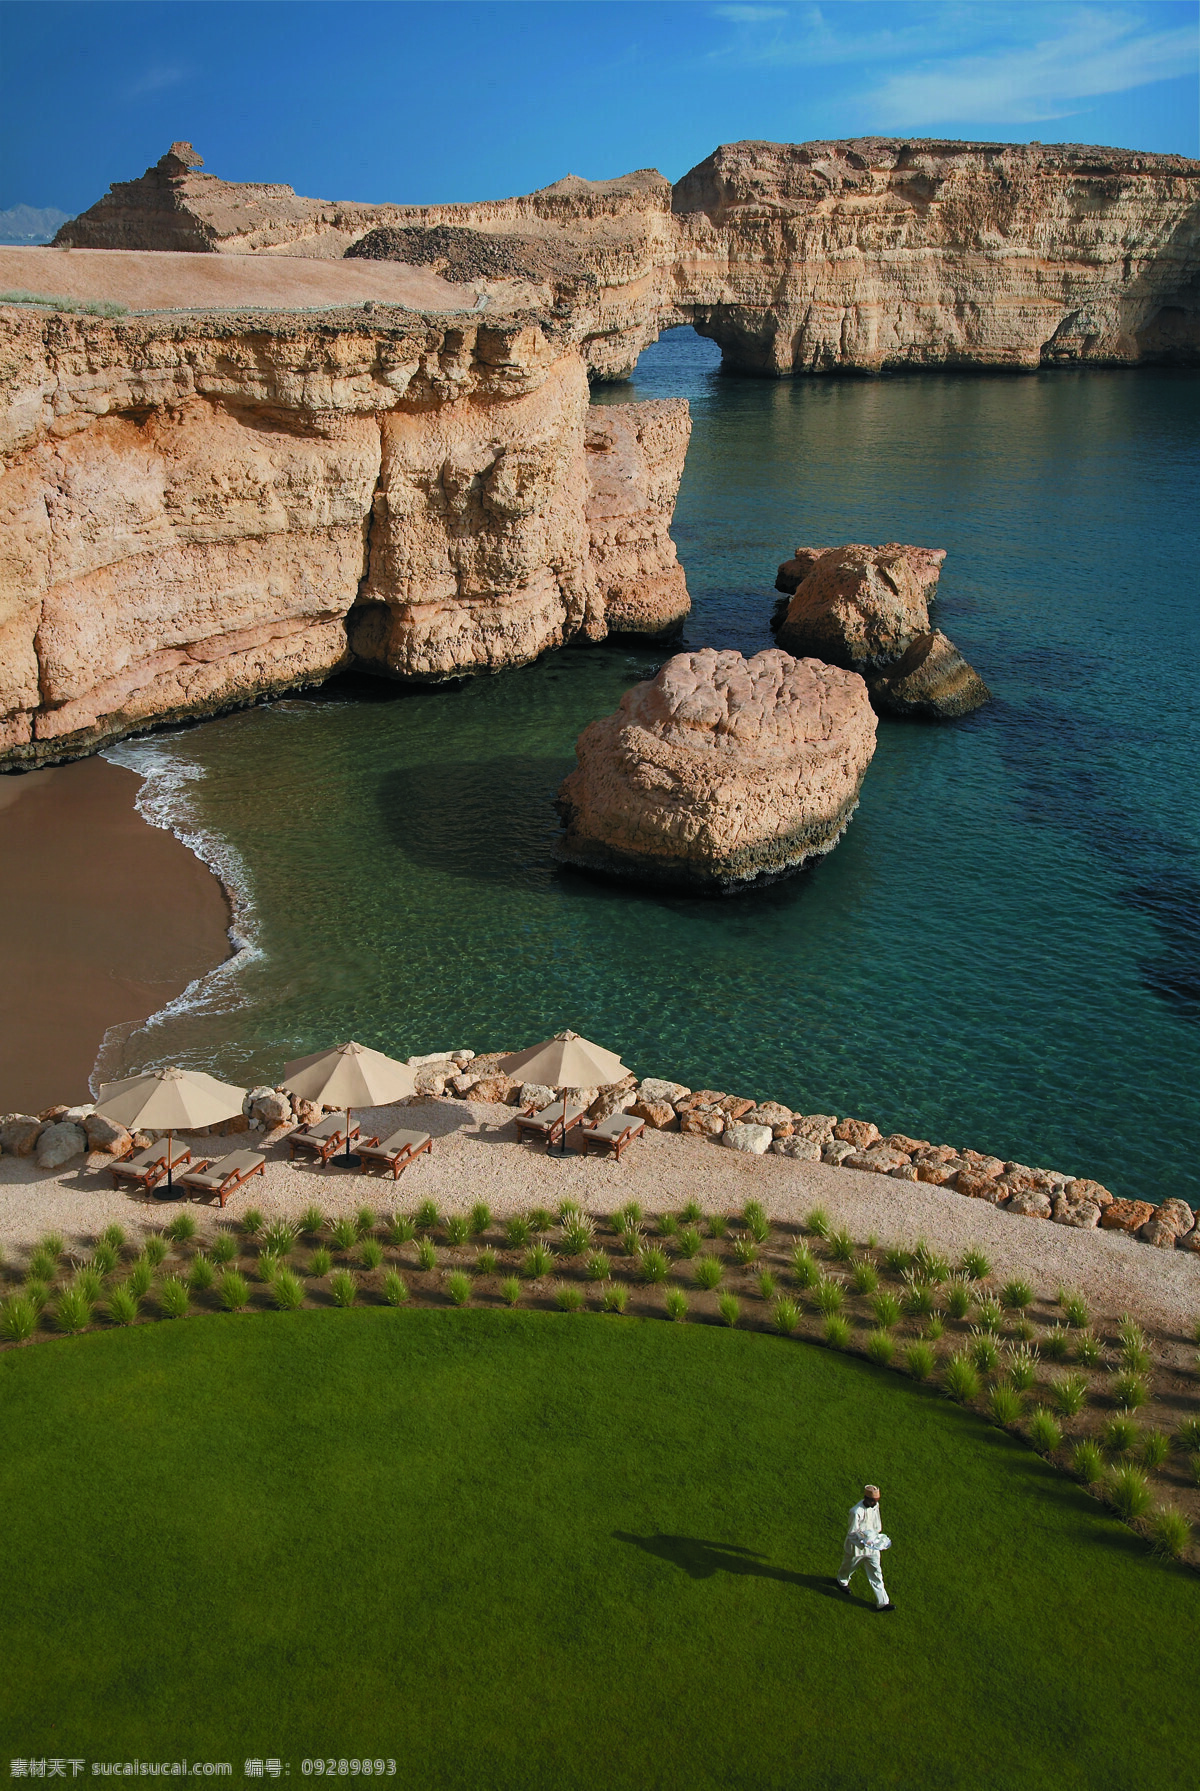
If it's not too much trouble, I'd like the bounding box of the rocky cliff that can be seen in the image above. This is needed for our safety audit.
[56,137,1200,375]
[0,303,690,768]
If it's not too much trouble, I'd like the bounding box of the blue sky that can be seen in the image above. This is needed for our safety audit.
[1,1,1196,213]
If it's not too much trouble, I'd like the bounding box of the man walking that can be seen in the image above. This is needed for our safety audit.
[836,1483,894,1611]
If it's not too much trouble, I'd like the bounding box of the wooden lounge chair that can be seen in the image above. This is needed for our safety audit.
[178,1150,267,1207]
[288,1113,359,1167]
[581,1111,647,1161]
[109,1141,191,1195]
[356,1129,432,1180]
[514,1100,589,1149]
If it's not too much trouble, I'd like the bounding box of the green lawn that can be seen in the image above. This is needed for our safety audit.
[2,1309,1195,1789]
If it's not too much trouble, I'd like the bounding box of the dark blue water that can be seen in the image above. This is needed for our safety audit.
[106,331,1200,1203]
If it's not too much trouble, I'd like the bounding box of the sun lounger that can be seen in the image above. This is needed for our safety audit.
[109,1141,191,1194]
[515,1100,589,1148]
[288,1114,359,1167]
[355,1129,433,1180]
[581,1111,647,1161]
[178,1150,267,1207]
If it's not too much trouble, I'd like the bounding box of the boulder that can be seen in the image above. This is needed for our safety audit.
[638,1078,691,1106]
[35,1121,88,1170]
[83,1112,132,1156]
[629,1099,677,1130]
[868,631,990,719]
[242,1085,275,1117]
[519,1083,556,1112]
[775,547,834,595]
[1154,1198,1195,1237]
[745,1102,794,1131]
[249,1090,291,1126]
[959,1151,1005,1178]
[447,1073,480,1098]
[822,1140,857,1165]
[413,1066,448,1097]
[408,1052,456,1068]
[556,648,878,890]
[451,1051,476,1066]
[1138,1217,1178,1249]
[676,1090,727,1113]
[63,1104,96,1125]
[1183,1227,1200,1255]
[833,1117,880,1149]
[772,1135,822,1160]
[723,1123,772,1155]
[680,1109,725,1137]
[916,1161,960,1186]
[467,1075,516,1105]
[1007,1188,1053,1219]
[1052,1195,1101,1228]
[886,1133,930,1154]
[588,1078,639,1121]
[0,1115,45,1156]
[793,1113,837,1146]
[293,1097,322,1127]
[890,1164,921,1181]
[38,1104,71,1123]
[774,544,945,665]
[957,1170,1011,1204]
[1100,1199,1155,1233]
[1063,1177,1114,1208]
[844,1145,911,1175]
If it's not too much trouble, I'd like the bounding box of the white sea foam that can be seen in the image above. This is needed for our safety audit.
[91,735,262,1092]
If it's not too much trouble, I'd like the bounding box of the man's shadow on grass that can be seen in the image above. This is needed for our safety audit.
[613,1532,846,1599]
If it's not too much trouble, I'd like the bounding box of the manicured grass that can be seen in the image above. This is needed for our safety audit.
[1,1310,1196,1789]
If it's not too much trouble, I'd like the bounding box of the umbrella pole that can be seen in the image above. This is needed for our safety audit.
[167,1129,174,1192]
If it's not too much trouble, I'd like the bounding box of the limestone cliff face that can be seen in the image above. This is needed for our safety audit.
[0,306,690,767]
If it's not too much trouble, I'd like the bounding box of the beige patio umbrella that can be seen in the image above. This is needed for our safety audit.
[94,1066,249,1192]
[281,1041,417,1167]
[498,1030,629,1156]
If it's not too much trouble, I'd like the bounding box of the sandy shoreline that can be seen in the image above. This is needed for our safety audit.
[2,1096,1197,1338]
[0,757,234,1112]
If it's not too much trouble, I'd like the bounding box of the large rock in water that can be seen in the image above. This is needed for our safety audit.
[556,648,877,891]
[774,544,989,719]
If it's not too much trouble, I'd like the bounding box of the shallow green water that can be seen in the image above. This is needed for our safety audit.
[107,334,1200,1202]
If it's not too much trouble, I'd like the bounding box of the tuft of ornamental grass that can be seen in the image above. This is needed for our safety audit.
[680,1200,703,1224]
[756,1270,778,1303]
[1175,1416,1200,1453]
[475,1246,499,1276]
[505,1215,531,1251]
[1005,1345,1040,1393]
[164,1212,197,1245]
[386,1213,416,1246]
[1149,1508,1192,1560]
[638,1246,670,1285]
[1106,1463,1151,1523]
[943,1278,972,1321]
[901,1278,937,1321]
[359,1239,384,1271]
[100,1224,126,1252]
[1074,1331,1103,1369]
[904,1342,936,1382]
[827,1228,856,1263]
[445,1271,472,1308]
[523,1241,554,1281]
[444,1214,471,1246]
[383,1270,409,1307]
[127,1259,154,1300]
[742,1201,769,1243]
[617,1223,644,1258]
[260,1219,299,1258]
[240,1208,264,1239]
[1000,1277,1034,1314]
[89,1241,119,1275]
[499,1276,521,1308]
[871,1291,903,1331]
[1058,1289,1090,1329]
[676,1226,703,1261]
[865,1330,895,1367]
[1138,1430,1170,1471]
[27,1246,58,1283]
[911,1242,951,1285]
[330,1217,359,1253]
[1028,1408,1063,1456]
[556,1283,585,1313]
[959,1248,991,1282]
[38,1231,65,1262]
[1190,1454,1200,1490]
[217,1270,250,1312]
[583,1249,610,1283]
[771,1296,800,1336]
[306,1246,332,1279]
[694,1255,724,1291]
[923,1316,945,1343]
[850,1259,879,1296]
[1119,1341,1152,1378]
[211,1232,238,1264]
[299,1205,325,1240]
[813,1278,845,1316]
[974,1297,1005,1334]
[882,1243,912,1276]
[823,1314,851,1350]
[658,1213,680,1239]
[1072,1440,1105,1485]
[557,1200,583,1225]
[731,1235,759,1267]
[415,1200,440,1232]
[1013,1318,1039,1345]
[604,1283,629,1315]
[987,1384,1024,1428]
[1117,1317,1146,1353]
[188,1253,215,1292]
[1041,1325,1072,1362]
[664,1287,689,1322]
[256,1251,283,1286]
[469,1201,492,1237]
[158,1276,190,1319]
[415,1237,439,1272]
[968,1332,1001,1374]
[354,1206,376,1237]
[706,1214,729,1240]
[72,1266,104,1304]
[529,1207,556,1235]
[942,1353,981,1405]
[805,1206,831,1240]
[106,1285,141,1326]
[142,1236,168,1269]
[617,1201,643,1227]
[1,1296,37,1343]
[270,1269,304,1311]
[717,1291,740,1328]
[23,1280,49,1313]
[790,1244,820,1288]
[1112,1372,1148,1411]
[1050,1373,1088,1418]
[329,1270,357,1309]
[560,1216,596,1256]
[1099,1413,1139,1456]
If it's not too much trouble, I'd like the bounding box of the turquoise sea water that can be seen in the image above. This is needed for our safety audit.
[105,332,1200,1204]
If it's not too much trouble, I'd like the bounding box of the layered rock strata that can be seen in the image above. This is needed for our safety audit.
[0,305,689,766]
[773,544,989,719]
[556,647,877,890]
[56,138,1200,375]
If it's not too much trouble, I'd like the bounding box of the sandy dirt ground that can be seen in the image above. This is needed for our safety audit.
[0,245,490,313]
[0,758,232,1112]
[3,1096,1197,1337]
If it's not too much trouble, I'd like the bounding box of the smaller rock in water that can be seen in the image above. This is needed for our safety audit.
[772,1135,822,1160]
[36,1121,88,1170]
[868,631,990,719]
[723,1123,772,1155]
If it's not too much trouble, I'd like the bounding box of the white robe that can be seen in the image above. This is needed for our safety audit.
[838,1500,889,1604]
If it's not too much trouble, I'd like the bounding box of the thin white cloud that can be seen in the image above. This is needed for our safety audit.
[711,5,790,19]
[124,65,192,100]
